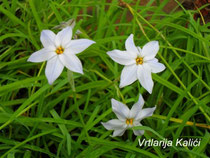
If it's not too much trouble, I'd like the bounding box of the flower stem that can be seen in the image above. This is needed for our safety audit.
[152,114,210,129]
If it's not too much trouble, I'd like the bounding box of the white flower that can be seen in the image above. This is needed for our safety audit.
[101,95,156,137]
[107,34,165,93]
[28,26,95,84]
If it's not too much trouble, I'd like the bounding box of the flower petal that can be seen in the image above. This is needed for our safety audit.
[107,50,136,65]
[45,56,64,85]
[40,30,56,50]
[133,122,144,135]
[141,41,159,61]
[149,58,158,63]
[135,107,156,121]
[111,99,130,121]
[55,27,72,47]
[66,39,95,54]
[27,48,56,63]
[130,94,145,118]
[133,129,144,136]
[146,60,165,73]
[125,34,139,57]
[137,65,154,94]
[119,64,137,88]
[112,128,126,137]
[101,119,126,130]
[59,52,83,74]
[137,47,142,56]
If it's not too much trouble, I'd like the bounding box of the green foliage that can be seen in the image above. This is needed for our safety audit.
[0,0,209,157]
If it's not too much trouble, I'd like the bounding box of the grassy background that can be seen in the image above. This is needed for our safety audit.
[0,0,209,157]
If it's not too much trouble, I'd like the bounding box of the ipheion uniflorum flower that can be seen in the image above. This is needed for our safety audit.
[101,94,156,137]
[28,26,95,84]
[107,34,166,93]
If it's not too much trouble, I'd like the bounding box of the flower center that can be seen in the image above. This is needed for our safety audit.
[55,46,64,54]
[126,118,134,125]
[136,57,143,65]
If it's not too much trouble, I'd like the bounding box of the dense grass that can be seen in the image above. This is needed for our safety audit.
[0,0,209,157]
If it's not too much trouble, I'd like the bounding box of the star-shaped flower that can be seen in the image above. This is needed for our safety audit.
[28,26,95,84]
[107,34,165,93]
[101,95,156,137]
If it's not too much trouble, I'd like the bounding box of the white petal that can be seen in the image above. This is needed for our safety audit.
[40,30,56,50]
[66,39,95,54]
[107,50,136,66]
[133,129,144,136]
[27,48,56,63]
[59,52,83,74]
[45,56,64,84]
[111,99,130,121]
[125,34,139,57]
[146,60,165,73]
[135,107,156,121]
[137,47,142,56]
[101,119,126,130]
[141,41,159,61]
[112,128,126,137]
[55,27,72,47]
[132,122,144,135]
[149,58,158,63]
[137,65,154,94]
[130,94,145,118]
[119,64,137,88]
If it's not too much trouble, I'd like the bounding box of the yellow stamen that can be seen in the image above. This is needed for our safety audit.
[56,46,64,54]
[126,118,134,125]
[136,57,143,65]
